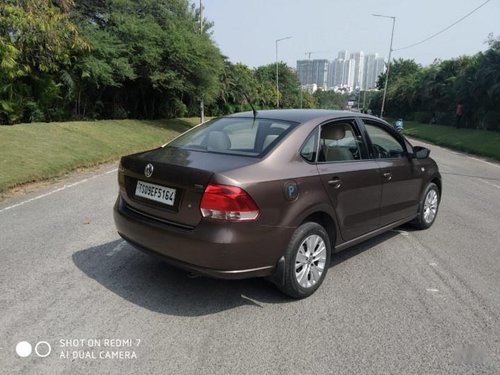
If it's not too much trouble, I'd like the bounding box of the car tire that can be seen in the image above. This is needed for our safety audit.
[277,222,331,299]
[412,182,440,229]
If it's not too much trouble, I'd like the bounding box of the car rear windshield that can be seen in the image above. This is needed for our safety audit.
[166,117,298,157]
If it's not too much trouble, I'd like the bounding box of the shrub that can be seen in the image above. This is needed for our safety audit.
[414,111,433,124]
[483,111,500,131]
[22,101,44,123]
[160,98,187,119]
[111,105,128,120]
[435,111,455,126]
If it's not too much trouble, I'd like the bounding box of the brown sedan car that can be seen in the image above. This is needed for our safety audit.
[113,110,441,298]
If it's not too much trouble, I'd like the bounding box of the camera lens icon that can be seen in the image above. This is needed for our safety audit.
[16,341,52,358]
[16,342,32,358]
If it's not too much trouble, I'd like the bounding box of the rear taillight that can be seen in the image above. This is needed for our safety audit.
[200,184,260,222]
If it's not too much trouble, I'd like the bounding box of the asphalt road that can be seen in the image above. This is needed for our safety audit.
[1,140,499,374]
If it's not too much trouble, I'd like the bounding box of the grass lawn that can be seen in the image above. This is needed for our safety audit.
[0,118,200,194]
[403,121,500,161]
[2,117,498,195]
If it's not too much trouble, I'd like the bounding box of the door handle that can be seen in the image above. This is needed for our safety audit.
[328,178,342,189]
[383,171,392,181]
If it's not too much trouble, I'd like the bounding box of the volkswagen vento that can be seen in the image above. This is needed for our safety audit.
[113,110,441,298]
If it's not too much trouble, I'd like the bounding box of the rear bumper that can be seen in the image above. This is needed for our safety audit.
[113,196,293,279]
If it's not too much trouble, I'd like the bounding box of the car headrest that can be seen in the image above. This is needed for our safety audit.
[267,126,286,136]
[206,131,231,151]
[321,124,346,140]
[263,134,279,149]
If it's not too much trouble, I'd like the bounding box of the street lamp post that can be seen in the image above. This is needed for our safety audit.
[200,0,204,123]
[372,14,396,118]
[275,36,292,108]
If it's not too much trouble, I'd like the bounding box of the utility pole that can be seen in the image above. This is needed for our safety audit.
[275,36,292,108]
[356,87,360,110]
[372,14,396,118]
[200,0,205,123]
[299,85,303,109]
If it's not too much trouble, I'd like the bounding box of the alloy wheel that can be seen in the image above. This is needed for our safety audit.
[295,234,327,289]
[423,189,438,224]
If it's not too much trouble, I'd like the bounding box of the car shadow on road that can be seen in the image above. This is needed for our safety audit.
[73,230,401,317]
[72,239,290,317]
[330,230,399,267]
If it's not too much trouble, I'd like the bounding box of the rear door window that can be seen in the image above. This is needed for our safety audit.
[300,131,318,162]
[318,121,365,162]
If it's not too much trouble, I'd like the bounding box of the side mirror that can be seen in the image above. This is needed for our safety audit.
[412,146,430,159]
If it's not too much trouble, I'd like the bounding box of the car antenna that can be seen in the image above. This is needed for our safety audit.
[243,93,258,119]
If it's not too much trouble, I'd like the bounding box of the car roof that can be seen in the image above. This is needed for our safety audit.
[226,109,382,124]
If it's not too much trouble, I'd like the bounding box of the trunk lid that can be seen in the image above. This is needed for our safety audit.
[119,146,256,228]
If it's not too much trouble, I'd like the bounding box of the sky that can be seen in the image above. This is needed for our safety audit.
[202,0,499,67]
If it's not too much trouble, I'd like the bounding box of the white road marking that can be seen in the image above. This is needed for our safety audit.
[479,178,500,189]
[426,288,439,293]
[468,156,500,169]
[106,240,126,256]
[0,168,117,214]
[429,262,438,267]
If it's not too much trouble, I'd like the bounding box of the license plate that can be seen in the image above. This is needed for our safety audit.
[135,180,176,206]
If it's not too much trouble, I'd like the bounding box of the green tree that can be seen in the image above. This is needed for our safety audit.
[313,90,347,109]
[0,0,87,123]
[255,62,301,108]
[209,61,261,115]
[372,58,422,118]
[71,0,224,119]
[376,58,420,90]
[471,36,500,129]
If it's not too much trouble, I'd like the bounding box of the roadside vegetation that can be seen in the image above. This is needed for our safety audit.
[0,0,351,125]
[371,37,500,131]
[404,121,500,161]
[0,118,198,193]
[1,0,498,193]
[2,1,498,128]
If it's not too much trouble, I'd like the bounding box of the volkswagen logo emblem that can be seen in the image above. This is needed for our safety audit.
[144,163,154,178]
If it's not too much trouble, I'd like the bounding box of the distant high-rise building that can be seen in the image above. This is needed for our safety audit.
[338,50,349,60]
[298,50,385,92]
[327,63,335,88]
[332,59,344,87]
[361,54,386,90]
[350,51,365,90]
[328,57,355,90]
[296,60,311,85]
[363,54,376,90]
[312,59,329,88]
[344,59,355,89]
[296,59,329,88]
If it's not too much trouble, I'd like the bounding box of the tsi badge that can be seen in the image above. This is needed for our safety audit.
[284,181,299,201]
